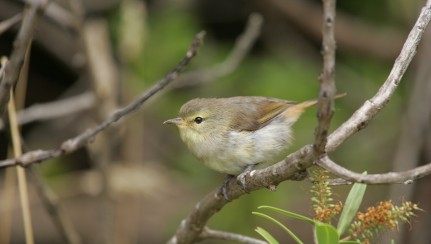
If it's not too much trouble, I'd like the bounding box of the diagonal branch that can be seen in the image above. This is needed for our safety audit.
[172,13,263,88]
[0,1,430,243]
[0,92,95,130]
[167,1,431,243]
[0,31,205,168]
[0,0,48,115]
[326,0,431,151]
[0,13,22,35]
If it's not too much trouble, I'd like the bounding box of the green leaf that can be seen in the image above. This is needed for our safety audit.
[253,212,303,244]
[255,227,279,244]
[257,205,315,224]
[314,222,339,244]
[339,241,361,244]
[337,174,367,236]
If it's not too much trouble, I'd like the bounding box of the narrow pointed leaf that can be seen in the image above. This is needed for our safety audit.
[253,212,303,244]
[255,227,279,244]
[257,205,315,224]
[337,173,367,236]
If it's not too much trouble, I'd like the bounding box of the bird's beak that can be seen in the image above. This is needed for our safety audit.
[163,117,184,126]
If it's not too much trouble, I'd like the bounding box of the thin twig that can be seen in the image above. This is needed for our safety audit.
[199,227,267,244]
[172,13,263,88]
[323,178,352,186]
[0,1,47,115]
[167,1,431,243]
[386,23,431,244]
[25,0,75,30]
[0,31,205,168]
[326,0,431,152]
[28,167,81,244]
[317,156,431,184]
[0,161,16,243]
[268,0,404,60]
[0,92,95,130]
[81,18,119,244]
[314,0,337,156]
[0,14,22,35]
[0,57,7,81]
[8,89,35,244]
[0,1,430,243]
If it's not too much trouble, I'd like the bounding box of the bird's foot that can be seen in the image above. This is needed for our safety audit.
[218,175,234,201]
[236,164,256,193]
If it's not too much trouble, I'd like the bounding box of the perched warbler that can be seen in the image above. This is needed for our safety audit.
[164,94,345,198]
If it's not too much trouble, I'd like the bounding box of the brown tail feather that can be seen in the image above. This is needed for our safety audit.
[294,92,347,110]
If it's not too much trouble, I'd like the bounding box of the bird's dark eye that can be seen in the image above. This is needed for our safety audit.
[194,117,203,124]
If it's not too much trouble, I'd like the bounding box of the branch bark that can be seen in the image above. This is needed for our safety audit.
[317,156,431,184]
[0,0,47,115]
[314,0,337,156]
[0,92,95,130]
[326,0,431,151]
[172,13,263,88]
[268,0,404,60]
[0,13,22,35]
[0,1,430,243]
[29,167,81,244]
[0,31,205,168]
[167,1,431,243]
[199,227,266,244]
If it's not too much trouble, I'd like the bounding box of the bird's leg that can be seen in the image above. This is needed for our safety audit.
[219,174,234,201]
[237,164,258,193]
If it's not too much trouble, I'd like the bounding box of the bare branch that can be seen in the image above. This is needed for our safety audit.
[326,0,431,152]
[172,13,263,88]
[0,31,205,168]
[28,168,81,244]
[317,156,431,184]
[268,0,404,60]
[167,2,431,243]
[323,178,352,186]
[0,14,22,35]
[167,145,316,244]
[314,0,337,155]
[199,227,266,244]
[0,57,8,79]
[0,0,48,115]
[0,92,95,130]
[25,0,75,30]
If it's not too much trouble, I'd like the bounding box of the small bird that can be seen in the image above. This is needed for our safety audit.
[164,94,345,198]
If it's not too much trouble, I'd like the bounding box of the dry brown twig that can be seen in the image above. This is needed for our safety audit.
[0,1,430,243]
[8,90,34,244]
[0,12,262,131]
[0,0,48,115]
[172,13,263,88]
[268,0,404,60]
[199,227,266,244]
[28,167,82,244]
[314,0,337,156]
[317,156,431,184]
[0,31,205,168]
[0,92,95,130]
[0,13,22,35]
[167,1,431,243]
